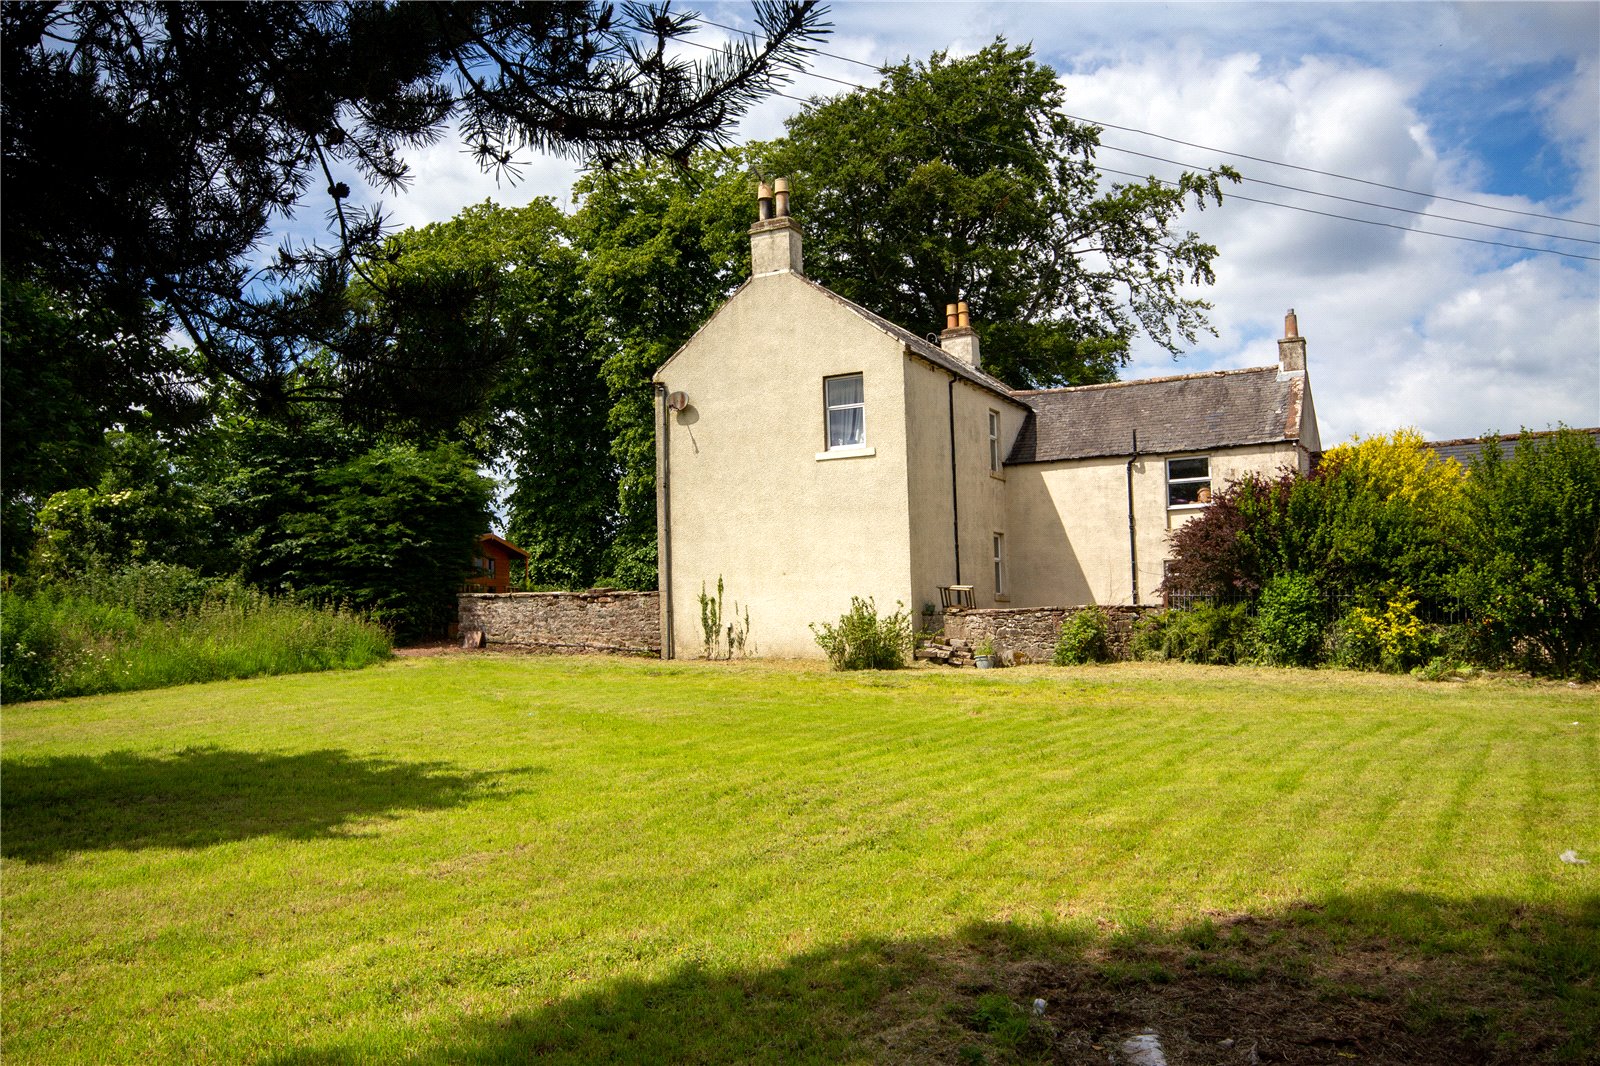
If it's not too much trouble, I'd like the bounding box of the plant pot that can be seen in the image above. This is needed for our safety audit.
[974,655,996,669]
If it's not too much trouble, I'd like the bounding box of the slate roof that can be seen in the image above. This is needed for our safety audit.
[1006,366,1310,464]
[1426,427,1600,466]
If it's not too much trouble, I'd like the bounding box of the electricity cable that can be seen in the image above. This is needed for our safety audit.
[696,14,1600,230]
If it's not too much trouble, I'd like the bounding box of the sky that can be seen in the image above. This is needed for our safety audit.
[341,1,1600,445]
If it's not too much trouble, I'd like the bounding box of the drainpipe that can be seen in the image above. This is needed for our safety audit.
[654,383,674,659]
[1125,428,1139,605]
[947,373,962,584]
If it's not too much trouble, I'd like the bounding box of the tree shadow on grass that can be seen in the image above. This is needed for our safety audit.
[1,747,522,863]
[268,891,1598,1066]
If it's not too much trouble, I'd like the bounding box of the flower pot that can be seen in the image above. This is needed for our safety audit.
[974,655,996,669]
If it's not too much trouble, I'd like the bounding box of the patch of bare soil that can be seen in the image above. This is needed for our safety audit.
[866,908,1592,1065]
[392,640,466,657]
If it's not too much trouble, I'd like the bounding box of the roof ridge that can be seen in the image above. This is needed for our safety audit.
[1425,427,1600,448]
[1010,365,1278,398]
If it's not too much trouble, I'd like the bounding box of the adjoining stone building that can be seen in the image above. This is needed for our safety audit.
[651,181,1321,659]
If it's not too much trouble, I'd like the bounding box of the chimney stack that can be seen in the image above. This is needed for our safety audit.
[1278,308,1307,375]
[749,176,803,276]
[940,299,981,369]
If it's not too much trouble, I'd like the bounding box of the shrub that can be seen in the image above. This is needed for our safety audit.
[1133,602,1251,664]
[810,597,913,670]
[1331,594,1434,672]
[1,588,66,701]
[1375,591,1434,672]
[1163,430,1470,619]
[1054,606,1110,665]
[1454,427,1600,679]
[1250,574,1325,666]
[1331,606,1382,670]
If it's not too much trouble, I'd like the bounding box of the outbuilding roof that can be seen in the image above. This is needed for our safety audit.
[1426,427,1600,466]
[1006,366,1310,464]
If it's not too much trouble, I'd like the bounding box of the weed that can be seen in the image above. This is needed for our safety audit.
[810,597,913,670]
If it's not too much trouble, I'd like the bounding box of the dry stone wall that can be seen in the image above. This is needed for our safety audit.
[457,591,660,656]
[941,605,1155,665]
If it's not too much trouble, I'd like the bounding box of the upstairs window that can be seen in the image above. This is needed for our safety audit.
[988,409,1002,472]
[824,373,865,449]
[1167,456,1212,507]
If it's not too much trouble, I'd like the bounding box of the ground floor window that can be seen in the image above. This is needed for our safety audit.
[992,532,1006,597]
[1167,456,1212,507]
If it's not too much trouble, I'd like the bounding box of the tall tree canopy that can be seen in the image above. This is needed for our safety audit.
[359,199,617,588]
[766,41,1237,387]
[0,0,825,414]
[552,41,1238,579]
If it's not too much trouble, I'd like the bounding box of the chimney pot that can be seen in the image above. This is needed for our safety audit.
[749,179,803,276]
[1284,308,1299,339]
[939,301,981,370]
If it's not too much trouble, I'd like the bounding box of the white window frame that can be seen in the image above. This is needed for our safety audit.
[1166,456,1212,508]
[822,372,867,453]
[988,409,1002,474]
[992,532,1006,598]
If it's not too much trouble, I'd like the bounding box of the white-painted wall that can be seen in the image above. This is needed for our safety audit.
[1006,441,1311,606]
[655,271,918,658]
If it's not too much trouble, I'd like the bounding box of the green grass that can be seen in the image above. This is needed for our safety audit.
[3,657,1596,1063]
[1,586,391,701]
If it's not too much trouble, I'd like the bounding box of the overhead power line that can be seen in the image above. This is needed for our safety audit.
[1095,167,1599,262]
[1066,114,1597,228]
[766,84,1600,264]
[696,14,1600,231]
[1096,144,1598,245]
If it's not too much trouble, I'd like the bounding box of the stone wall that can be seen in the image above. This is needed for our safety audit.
[941,605,1156,665]
[457,591,661,656]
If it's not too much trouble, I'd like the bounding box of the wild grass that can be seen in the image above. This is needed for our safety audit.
[2,657,1595,1063]
[1,567,390,701]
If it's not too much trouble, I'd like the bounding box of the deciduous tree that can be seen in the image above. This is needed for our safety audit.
[361,199,617,587]
[569,42,1238,581]
[764,40,1238,387]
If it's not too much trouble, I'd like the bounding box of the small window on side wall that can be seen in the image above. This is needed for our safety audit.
[824,373,865,449]
[1167,456,1212,507]
[988,409,1001,472]
[992,532,1006,597]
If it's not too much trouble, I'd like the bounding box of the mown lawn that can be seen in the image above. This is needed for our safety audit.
[2,656,1596,1064]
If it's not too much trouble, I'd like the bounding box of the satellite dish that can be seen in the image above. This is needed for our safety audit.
[667,391,689,412]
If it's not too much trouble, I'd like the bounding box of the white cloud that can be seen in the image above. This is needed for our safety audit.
[252,2,1599,445]
[377,135,582,230]
[1054,40,1598,444]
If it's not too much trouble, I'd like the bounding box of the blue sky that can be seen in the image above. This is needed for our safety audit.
[325,1,1600,443]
